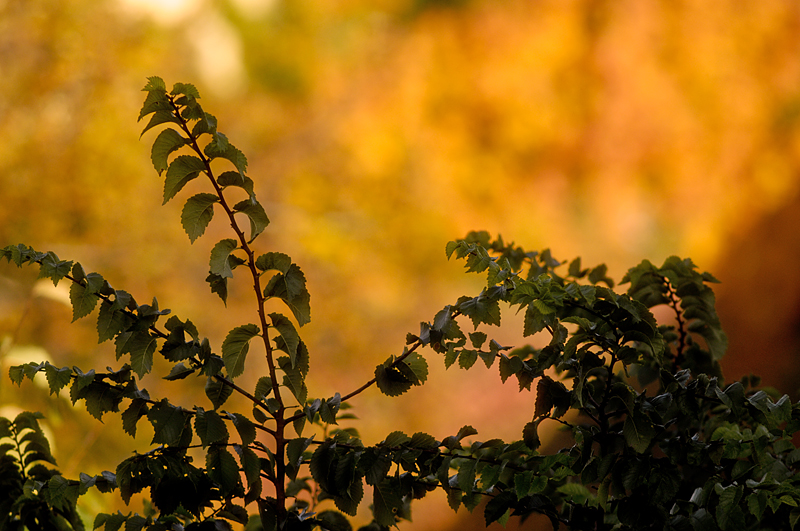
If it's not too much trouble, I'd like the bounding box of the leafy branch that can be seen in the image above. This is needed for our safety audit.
[2,77,799,531]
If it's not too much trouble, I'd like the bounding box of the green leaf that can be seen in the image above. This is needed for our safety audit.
[375,359,414,397]
[623,413,655,453]
[44,364,72,395]
[458,349,478,369]
[207,445,243,495]
[457,459,477,494]
[206,272,229,304]
[227,413,256,446]
[320,393,341,425]
[181,193,218,243]
[164,362,195,381]
[140,110,180,137]
[457,293,501,329]
[206,376,234,410]
[401,352,428,384]
[204,135,248,176]
[151,128,187,174]
[171,81,200,98]
[222,324,260,379]
[373,479,403,527]
[217,170,255,199]
[69,367,95,404]
[147,399,190,446]
[279,356,308,404]
[121,399,149,437]
[255,252,292,273]
[38,252,72,286]
[116,331,157,378]
[210,239,239,279]
[138,86,170,121]
[263,265,312,327]
[69,271,103,321]
[716,484,745,530]
[163,155,205,204]
[234,444,261,490]
[143,76,166,92]
[254,376,273,401]
[194,407,229,447]
[233,199,269,243]
[315,511,353,531]
[269,313,299,365]
[97,300,134,343]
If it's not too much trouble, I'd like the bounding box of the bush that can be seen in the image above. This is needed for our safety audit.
[2,77,800,531]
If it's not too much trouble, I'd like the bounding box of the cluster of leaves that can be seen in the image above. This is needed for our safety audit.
[0,411,114,531]
[3,78,800,531]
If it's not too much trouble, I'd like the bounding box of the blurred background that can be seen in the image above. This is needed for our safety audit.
[1,0,800,528]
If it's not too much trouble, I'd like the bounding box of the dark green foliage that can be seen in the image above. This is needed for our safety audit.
[2,76,800,531]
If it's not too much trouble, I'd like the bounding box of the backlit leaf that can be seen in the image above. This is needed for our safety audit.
[206,376,234,410]
[147,399,190,446]
[181,193,218,243]
[44,364,71,395]
[163,155,205,204]
[210,239,239,279]
[233,199,269,243]
[222,324,260,378]
[151,128,187,174]
[207,445,242,495]
[195,407,229,447]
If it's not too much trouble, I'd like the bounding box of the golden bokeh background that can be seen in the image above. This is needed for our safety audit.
[2,0,800,529]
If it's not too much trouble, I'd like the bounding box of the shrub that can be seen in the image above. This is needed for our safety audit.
[2,77,800,531]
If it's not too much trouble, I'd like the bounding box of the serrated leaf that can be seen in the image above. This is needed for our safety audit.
[374,361,413,397]
[269,313,299,365]
[207,445,242,495]
[623,413,655,453]
[227,413,256,446]
[164,362,196,382]
[44,363,72,395]
[217,170,255,199]
[147,399,190,446]
[138,88,170,121]
[69,368,95,404]
[457,459,477,495]
[458,349,478,369]
[195,407,229,447]
[171,81,200,98]
[222,324,260,378]
[210,239,239,279]
[140,110,180,137]
[279,357,308,404]
[233,200,269,243]
[206,272,229,304]
[181,193,218,243]
[254,376,273,401]
[206,376,234,409]
[234,444,261,489]
[458,294,501,329]
[115,331,157,378]
[402,352,428,384]
[255,252,291,273]
[38,252,72,286]
[70,278,101,321]
[373,479,403,527]
[97,301,133,344]
[163,155,205,204]
[143,76,166,92]
[151,128,187,174]
[121,399,149,437]
[264,265,312,327]
[204,136,248,176]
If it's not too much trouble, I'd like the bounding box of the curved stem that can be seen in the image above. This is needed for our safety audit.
[167,95,288,513]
